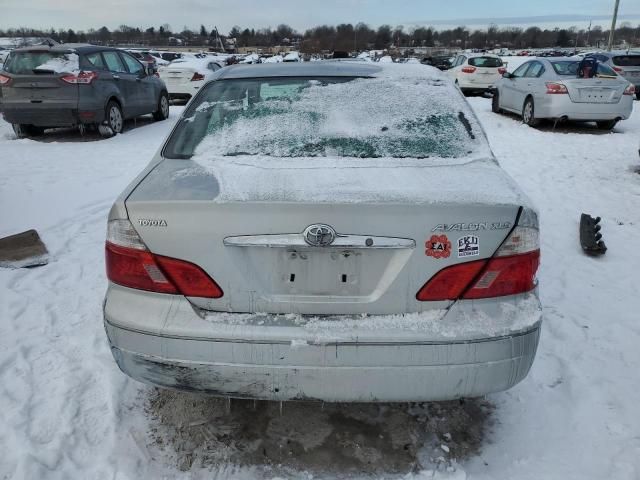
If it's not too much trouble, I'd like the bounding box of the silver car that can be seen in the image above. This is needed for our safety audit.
[584,51,640,100]
[103,62,542,402]
[492,57,635,130]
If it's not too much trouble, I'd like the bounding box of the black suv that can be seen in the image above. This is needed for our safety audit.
[0,44,169,138]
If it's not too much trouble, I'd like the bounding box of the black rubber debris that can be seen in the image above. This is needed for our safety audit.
[580,214,607,256]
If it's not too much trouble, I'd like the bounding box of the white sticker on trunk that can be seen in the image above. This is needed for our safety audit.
[457,235,479,258]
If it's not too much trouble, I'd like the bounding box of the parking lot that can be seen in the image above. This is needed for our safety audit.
[1,73,640,480]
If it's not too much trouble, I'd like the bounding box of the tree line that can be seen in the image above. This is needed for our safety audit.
[2,22,639,51]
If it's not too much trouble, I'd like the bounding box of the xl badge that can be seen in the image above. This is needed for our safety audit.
[457,235,479,258]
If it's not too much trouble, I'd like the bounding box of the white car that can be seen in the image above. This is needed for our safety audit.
[448,53,506,95]
[158,57,226,101]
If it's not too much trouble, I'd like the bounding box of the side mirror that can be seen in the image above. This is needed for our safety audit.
[502,72,514,79]
[146,65,155,77]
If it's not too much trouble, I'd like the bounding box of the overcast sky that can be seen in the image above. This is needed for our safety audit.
[1,0,638,33]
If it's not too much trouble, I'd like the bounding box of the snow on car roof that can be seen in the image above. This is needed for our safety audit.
[165,57,225,70]
[216,61,443,80]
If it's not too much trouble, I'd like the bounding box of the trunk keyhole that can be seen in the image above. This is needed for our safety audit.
[341,274,347,283]
[289,274,295,282]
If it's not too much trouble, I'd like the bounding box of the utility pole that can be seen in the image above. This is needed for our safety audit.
[607,0,620,51]
[586,21,592,47]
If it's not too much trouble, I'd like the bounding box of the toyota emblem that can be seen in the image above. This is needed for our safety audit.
[303,224,336,247]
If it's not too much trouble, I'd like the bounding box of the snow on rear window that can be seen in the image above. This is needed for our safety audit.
[4,52,79,75]
[34,53,79,73]
[165,74,484,160]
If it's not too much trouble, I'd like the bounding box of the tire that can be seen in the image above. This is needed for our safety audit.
[522,97,541,127]
[153,92,169,121]
[491,91,502,113]
[596,119,618,131]
[100,100,124,138]
[12,124,44,138]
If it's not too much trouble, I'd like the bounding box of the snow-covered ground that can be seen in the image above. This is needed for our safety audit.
[1,95,639,479]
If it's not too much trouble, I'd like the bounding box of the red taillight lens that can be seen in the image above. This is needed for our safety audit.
[613,66,624,73]
[462,250,540,299]
[461,66,477,74]
[623,84,635,96]
[546,82,568,94]
[106,242,178,294]
[416,260,487,301]
[498,67,507,74]
[61,71,98,84]
[191,72,205,81]
[154,255,223,298]
[0,74,11,85]
[106,242,223,298]
[416,250,539,301]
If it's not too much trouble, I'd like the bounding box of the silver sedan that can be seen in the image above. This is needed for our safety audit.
[492,57,635,130]
[103,62,542,402]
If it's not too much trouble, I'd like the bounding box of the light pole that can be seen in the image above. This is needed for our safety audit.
[607,0,620,51]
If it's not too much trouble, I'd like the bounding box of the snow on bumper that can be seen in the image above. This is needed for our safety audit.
[103,284,542,402]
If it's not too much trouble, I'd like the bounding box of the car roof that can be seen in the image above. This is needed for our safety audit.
[217,62,382,80]
[465,53,500,58]
[11,44,118,54]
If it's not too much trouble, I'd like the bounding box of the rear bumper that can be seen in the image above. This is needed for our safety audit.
[104,284,542,402]
[0,102,105,127]
[163,81,200,97]
[535,94,633,121]
[458,77,498,91]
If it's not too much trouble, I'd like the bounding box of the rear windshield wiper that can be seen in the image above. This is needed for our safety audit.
[458,112,476,140]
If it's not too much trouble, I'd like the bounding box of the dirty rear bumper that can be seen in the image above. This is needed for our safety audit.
[107,325,540,402]
[1,102,105,127]
[104,284,542,402]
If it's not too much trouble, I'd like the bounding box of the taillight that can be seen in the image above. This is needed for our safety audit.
[416,260,487,301]
[462,250,539,299]
[461,66,477,74]
[546,82,568,94]
[190,72,205,81]
[61,71,98,84]
[417,208,540,301]
[0,74,11,85]
[105,219,223,298]
[613,66,624,74]
[623,84,635,96]
[498,67,507,74]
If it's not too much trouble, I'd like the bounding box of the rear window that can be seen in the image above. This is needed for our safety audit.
[163,76,484,160]
[551,61,617,77]
[468,57,503,68]
[612,55,640,67]
[3,51,78,74]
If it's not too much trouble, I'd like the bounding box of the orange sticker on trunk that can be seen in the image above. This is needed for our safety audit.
[426,234,451,259]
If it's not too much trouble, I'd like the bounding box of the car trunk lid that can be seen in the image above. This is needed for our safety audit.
[123,157,528,315]
[562,77,627,104]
